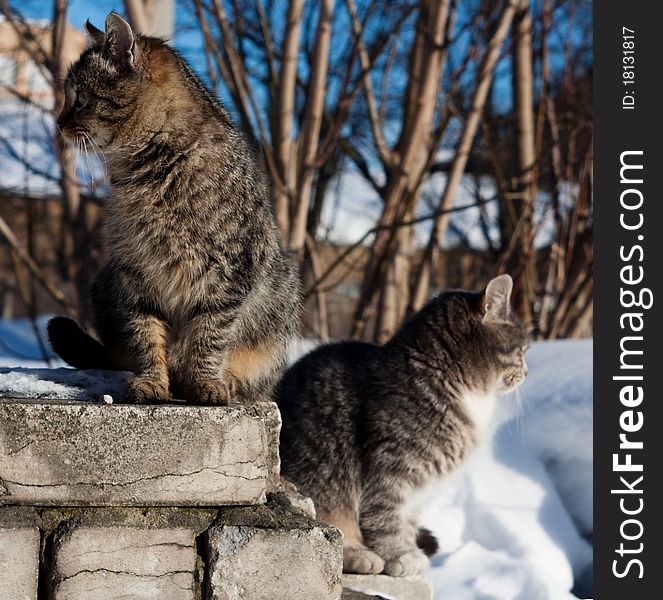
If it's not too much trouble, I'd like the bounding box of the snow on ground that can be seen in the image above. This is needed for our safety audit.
[424,434,591,600]
[517,340,593,538]
[0,315,64,368]
[423,340,593,600]
[0,319,592,599]
[0,366,130,402]
[0,316,128,401]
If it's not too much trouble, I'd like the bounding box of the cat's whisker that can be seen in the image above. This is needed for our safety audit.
[84,133,108,183]
[82,133,98,194]
[76,136,86,173]
[84,139,95,189]
[79,141,89,191]
[70,136,84,184]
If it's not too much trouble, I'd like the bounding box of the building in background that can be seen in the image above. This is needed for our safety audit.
[0,17,87,104]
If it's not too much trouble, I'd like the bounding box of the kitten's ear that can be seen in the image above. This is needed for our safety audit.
[104,12,138,69]
[84,20,105,45]
[481,274,513,322]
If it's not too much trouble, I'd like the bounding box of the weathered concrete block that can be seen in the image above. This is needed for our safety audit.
[280,478,317,519]
[342,574,433,600]
[0,526,40,600]
[52,525,198,600]
[207,496,343,600]
[0,399,280,506]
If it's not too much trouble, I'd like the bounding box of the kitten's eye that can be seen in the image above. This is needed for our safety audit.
[75,91,90,108]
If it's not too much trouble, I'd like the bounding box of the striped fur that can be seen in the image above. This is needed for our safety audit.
[49,13,300,404]
[276,275,529,575]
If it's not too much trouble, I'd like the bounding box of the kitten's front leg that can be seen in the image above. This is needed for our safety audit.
[124,313,170,403]
[359,480,429,577]
[317,509,385,575]
[172,311,237,405]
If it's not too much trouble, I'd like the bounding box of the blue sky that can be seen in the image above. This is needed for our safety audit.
[17,0,208,73]
[14,0,592,119]
[6,0,592,248]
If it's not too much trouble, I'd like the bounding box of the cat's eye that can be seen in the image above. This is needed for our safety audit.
[75,91,90,108]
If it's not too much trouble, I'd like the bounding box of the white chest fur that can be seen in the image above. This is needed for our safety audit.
[462,391,498,442]
[400,392,499,526]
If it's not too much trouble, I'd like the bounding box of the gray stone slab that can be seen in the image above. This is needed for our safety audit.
[280,478,317,519]
[0,526,40,600]
[0,399,280,506]
[342,574,433,600]
[51,525,197,600]
[207,495,343,600]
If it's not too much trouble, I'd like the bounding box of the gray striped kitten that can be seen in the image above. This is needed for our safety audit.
[276,275,529,576]
[48,13,300,404]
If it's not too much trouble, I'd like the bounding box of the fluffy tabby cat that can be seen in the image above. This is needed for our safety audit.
[276,275,529,576]
[48,13,300,404]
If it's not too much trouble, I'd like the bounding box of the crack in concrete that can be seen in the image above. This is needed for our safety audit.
[68,541,195,561]
[5,439,36,456]
[0,460,267,491]
[57,567,195,584]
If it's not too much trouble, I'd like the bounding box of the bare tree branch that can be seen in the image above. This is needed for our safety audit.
[409,0,518,313]
[344,0,394,166]
[289,0,335,253]
[272,0,304,238]
[0,213,77,316]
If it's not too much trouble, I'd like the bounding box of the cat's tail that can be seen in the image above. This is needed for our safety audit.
[416,527,439,557]
[47,316,126,371]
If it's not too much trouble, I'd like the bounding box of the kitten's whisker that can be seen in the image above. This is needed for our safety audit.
[505,390,520,440]
[513,387,524,439]
[517,386,532,440]
[503,387,525,440]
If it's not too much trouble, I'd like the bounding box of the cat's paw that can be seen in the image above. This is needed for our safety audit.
[186,379,235,405]
[125,376,170,404]
[383,549,429,577]
[343,546,385,574]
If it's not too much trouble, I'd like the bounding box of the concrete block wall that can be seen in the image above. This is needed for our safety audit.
[0,396,431,600]
[0,501,343,599]
[0,523,39,600]
[0,400,281,506]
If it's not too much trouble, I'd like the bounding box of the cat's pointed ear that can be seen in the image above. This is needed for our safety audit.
[481,274,513,322]
[84,20,105,46]
[104,12,138,69]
